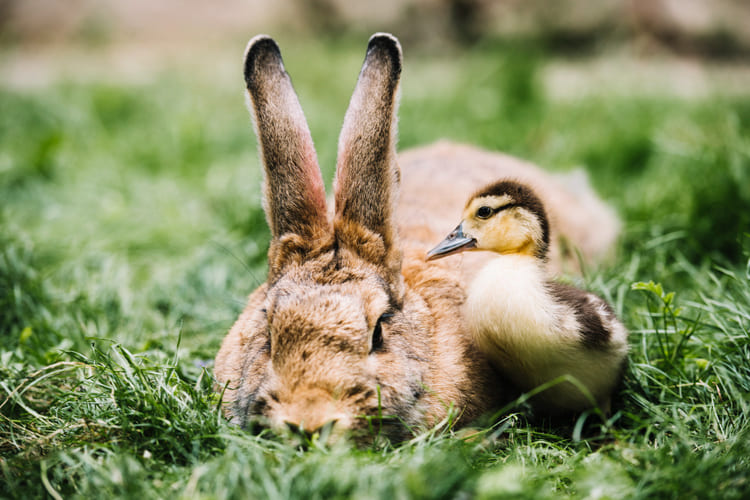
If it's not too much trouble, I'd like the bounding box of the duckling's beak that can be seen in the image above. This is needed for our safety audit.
[426,222,477,261]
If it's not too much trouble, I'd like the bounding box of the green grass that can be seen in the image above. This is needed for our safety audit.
[2,38,750,498]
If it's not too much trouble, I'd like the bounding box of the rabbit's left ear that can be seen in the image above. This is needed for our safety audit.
[334,33,402,274]
[244,35,329,246]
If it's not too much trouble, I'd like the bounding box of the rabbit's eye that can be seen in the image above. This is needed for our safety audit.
[371,322,384,353]
[476,206,493,219]
[370,313,392,354]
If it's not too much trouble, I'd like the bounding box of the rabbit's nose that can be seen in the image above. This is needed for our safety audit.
[284,419,338,441]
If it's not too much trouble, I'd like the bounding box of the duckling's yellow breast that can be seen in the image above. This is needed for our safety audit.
[465,255,579,365]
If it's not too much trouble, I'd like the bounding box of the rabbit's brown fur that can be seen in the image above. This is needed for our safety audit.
[214,33,620,442]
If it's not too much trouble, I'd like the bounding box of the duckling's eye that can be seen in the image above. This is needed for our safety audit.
[476,206,493,219]
[370,313,393,353]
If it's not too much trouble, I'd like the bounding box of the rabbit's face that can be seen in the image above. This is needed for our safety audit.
[238,251,432,442]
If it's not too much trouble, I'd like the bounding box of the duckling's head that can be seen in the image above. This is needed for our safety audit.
[427,180,550,261]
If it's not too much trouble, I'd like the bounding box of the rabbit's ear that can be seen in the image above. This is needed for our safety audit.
[244,35,329,245]
[334,34,402,271]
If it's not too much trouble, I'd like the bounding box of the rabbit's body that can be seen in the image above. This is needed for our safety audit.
[214,33,620,443]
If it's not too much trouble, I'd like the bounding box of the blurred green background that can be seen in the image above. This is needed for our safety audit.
[2,0,749,376]
[2,2,750,498]
[1,0,749,371]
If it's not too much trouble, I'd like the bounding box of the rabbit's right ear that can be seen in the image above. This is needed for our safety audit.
[244,36,330,276]
[334,34,403,282]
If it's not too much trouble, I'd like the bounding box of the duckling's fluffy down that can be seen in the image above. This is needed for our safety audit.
[465,254,628,414]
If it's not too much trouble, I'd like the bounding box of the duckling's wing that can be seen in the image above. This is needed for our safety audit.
[546,282,620,350]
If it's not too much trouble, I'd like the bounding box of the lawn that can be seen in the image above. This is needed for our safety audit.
[2,36,750,498]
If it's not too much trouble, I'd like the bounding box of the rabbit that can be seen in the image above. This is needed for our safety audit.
[214,33,621,443]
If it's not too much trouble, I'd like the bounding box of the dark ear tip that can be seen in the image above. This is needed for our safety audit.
[366,32,402,75]
[244,35,283,86]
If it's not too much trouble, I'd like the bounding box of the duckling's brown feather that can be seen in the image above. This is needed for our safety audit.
[546,282,614,350]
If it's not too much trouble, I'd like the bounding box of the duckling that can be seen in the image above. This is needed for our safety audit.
[427,180,628,415]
